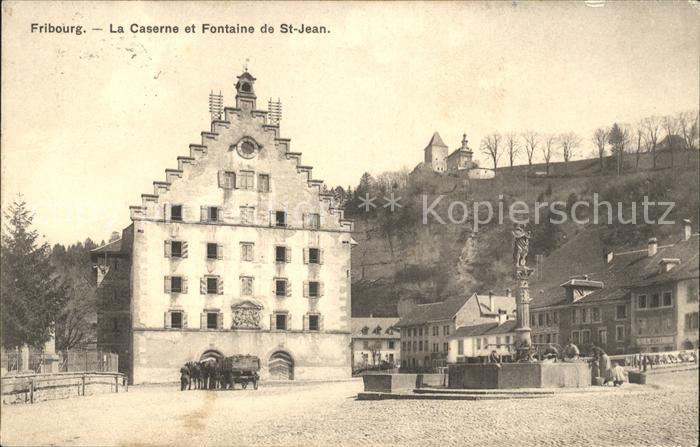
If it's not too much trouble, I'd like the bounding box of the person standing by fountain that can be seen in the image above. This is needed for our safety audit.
[563,339,580,361]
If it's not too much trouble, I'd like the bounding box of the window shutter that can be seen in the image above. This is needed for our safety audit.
[218,171,225,188]
[270,314,275,331]
[217,277,224,295]
[286,281,292,297]
[302,213,309,228]
[217,244,223,260]
[319,315,325,331]
[164,204,171,222]
[181,241,188,258]
[319,282,325,297]
[200,206,208,222]
[319,249,324,264]
[217,312,224,329]
[287,313,292,331]
[200,313,206,330]
[272,278,277,295]
[182,277,188,294]
[235,172,243,189]
[164,312,171,329]
[217,207,223,223]
[303,281,309,298]
[183,313,188,329]
[200,277,206,295]
[164,276,171,293]
[269,210,274,227]
[303,315,309,331]
[286,247,292,263]
[303,248,308,264]
[164,240,172,258]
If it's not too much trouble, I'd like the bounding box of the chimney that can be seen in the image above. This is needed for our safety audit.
[648,237,658,257]
[505,288,511,298]
[683,219,692,241]
[488,291,494,312]
[497,309,507,324]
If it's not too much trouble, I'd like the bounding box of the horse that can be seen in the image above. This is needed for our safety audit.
[185,361,201,390]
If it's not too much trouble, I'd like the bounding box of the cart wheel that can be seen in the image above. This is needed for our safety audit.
[253,380,258,390]
[242,382,247,389]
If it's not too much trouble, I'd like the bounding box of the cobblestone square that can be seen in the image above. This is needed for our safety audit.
[1,370,697,447]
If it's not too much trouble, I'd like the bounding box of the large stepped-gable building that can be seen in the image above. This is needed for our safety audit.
[93,72,354,384]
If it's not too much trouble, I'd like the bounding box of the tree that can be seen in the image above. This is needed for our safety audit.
[592,128,608,173]
[1,197,67,350]
[662,115,678,168]
[541,134,556,175]
[633,124,646,170]
[559,132,581,175]
[677,109,699,163]
[642,116,661,169]
[504,132,520,168]
[608,123,630,176]
[522,130,538,168]
[480,132,502,170]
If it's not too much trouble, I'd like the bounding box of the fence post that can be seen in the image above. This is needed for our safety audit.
[81,374,86,396]
[29,378,34,404]
[115,375,119,393]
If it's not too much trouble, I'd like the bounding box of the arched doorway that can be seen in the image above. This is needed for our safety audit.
[200,349,224,362]
[268,351,294,380]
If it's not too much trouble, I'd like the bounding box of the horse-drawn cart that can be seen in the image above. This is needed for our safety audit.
[223,355,260,390]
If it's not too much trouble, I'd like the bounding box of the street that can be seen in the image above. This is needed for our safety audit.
[1,369,698,447]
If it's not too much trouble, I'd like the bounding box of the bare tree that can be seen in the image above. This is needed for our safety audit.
[522,130,538,168]
[677,110,699,163]
[541,134,556,175]
[559,132,581,175]
[642,116,662,169]
[592,128,608,173]
[480,132,502,170]
[633,124,646,171]
[608,123,630,176]
[505,132,520,168]
[662,115,678,168]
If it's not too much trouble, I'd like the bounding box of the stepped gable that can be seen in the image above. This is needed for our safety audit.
[128,72,352,231]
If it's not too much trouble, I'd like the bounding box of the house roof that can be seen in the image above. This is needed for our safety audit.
[531,233,699,310]
[395,295,469,327]
[426,132,447,148]
[351,317,400,339]
[452,319,517,339]
[474,293,516,315]
[91,238,123,255]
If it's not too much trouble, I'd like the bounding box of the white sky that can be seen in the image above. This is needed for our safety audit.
[2,1,699,245]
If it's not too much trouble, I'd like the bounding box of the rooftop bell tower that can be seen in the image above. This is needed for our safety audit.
[235,71,257,110]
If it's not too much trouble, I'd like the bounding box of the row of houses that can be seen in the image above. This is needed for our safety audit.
[389,220,698,371]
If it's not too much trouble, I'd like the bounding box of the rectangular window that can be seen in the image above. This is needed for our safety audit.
[171,205,183,222]
[275,313,287,331]
[688,283,699,303]
[171,241,183,258]
[662,291,672,307]
[207,277,218,294]
[496,336,501,348]
[615,325,625,342]
[638,294,647,309]
[207,243,218,260]
[581,330,591,345]
[545,312,551,326]
[240,206,255,224]
[419,341,423,351]
[275,279,287,297]
[443,325,450,336]
[413,341,417,352]
[616,305,627,320]
[538,314,544,327]
[401,342,406,352]
[592,307,601,323]
[505,336,511,346]
[241,276,253,296]
[240,243,254,262]
[240,170,254,190]
[531,314,536,327]
[476,338,482,350]
[258,174,270,192]
[388,341,395,349]
[363,341,369,350]
[685,312,699,330]
[171,312,183,329]
[419,328,423,337]
[571,331,580,345]
[304,213,320,230]
[308,248,320,264]
[650,293,660,308]
[308,315,320,331]
[572,309,579,325]
[443,342,448,353]
[308,281,320,298]
[206,312,218,330]
[219,171,236,189]
[432,326,438,336]
[275,211,287,227]
[545,334,551,343]
[598,329,607,345]
[169,276,184,293]
[275,246,288,263]
[553,311,558,324]
[581,308,588,324]
[457,340,464,355]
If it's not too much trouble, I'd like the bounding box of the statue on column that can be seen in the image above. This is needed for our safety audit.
[512,224,532,279]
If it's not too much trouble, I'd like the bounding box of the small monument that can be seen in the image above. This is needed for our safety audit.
[512,224,534,362]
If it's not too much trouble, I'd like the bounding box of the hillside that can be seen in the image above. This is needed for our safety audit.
[350,150,700,317]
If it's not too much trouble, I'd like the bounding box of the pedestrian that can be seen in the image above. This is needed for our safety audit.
[489,350,501,364]
[563,339,580,361]
[597,349,612,385]
[180,365,190,391]
[611,362,626,387]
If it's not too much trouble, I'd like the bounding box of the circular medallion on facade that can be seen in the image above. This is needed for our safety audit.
[233,137,261,159]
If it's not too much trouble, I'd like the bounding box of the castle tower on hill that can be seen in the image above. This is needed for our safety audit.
[413,131,482,176]
[93,71,354,384]
[424,132,449,172]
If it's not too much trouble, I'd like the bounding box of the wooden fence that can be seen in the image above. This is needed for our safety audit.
[1,371,127,405]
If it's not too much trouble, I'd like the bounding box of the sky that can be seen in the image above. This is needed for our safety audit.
[2,1,699,245]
